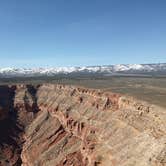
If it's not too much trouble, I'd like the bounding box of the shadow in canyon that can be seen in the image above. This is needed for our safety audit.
[0,85,23,165]
[0,85,40,165]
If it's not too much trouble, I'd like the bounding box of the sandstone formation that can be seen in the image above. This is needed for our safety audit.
[0,85,39,165]
[0,84,165,166]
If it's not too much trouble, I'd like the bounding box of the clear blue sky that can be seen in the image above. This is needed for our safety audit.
[0,0,166,67]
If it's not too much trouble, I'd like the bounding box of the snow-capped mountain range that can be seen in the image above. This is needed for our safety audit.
[0,63,166,77]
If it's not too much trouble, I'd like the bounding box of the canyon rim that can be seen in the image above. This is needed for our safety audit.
[0,84,165,166]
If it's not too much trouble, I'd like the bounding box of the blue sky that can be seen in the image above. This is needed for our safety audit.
[0,0,166,67]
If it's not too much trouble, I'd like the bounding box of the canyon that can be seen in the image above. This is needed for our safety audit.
[0,84,165,166]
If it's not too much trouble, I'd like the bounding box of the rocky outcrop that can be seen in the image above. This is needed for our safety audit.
[0,85,39,165]
[22,84,166,166]
[0,84,165,166]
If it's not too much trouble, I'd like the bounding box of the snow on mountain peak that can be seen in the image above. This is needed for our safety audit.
[0,63,165,77]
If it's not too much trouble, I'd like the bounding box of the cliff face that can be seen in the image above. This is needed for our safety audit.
[0,84,165,166]
[0,85,39,165]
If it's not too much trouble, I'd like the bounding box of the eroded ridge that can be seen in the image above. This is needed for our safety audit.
[0,85,39,165]
[20,84,166,166]
[0,84,165,166]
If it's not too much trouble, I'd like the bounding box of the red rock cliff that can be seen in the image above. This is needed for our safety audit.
[0,84,165,166]
[20,84,166,166]
[0,85,39,165]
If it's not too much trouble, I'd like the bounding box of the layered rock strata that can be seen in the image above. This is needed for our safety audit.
[0,85,39,165]
[0,84,165,166]
[23,84,166,166]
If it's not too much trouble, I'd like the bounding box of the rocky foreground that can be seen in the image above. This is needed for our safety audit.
[0,84,165,166]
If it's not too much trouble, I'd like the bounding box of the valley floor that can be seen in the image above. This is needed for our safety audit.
[1,76,165,108]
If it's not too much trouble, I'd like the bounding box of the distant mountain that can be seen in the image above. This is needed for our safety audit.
[0,63,166,77]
